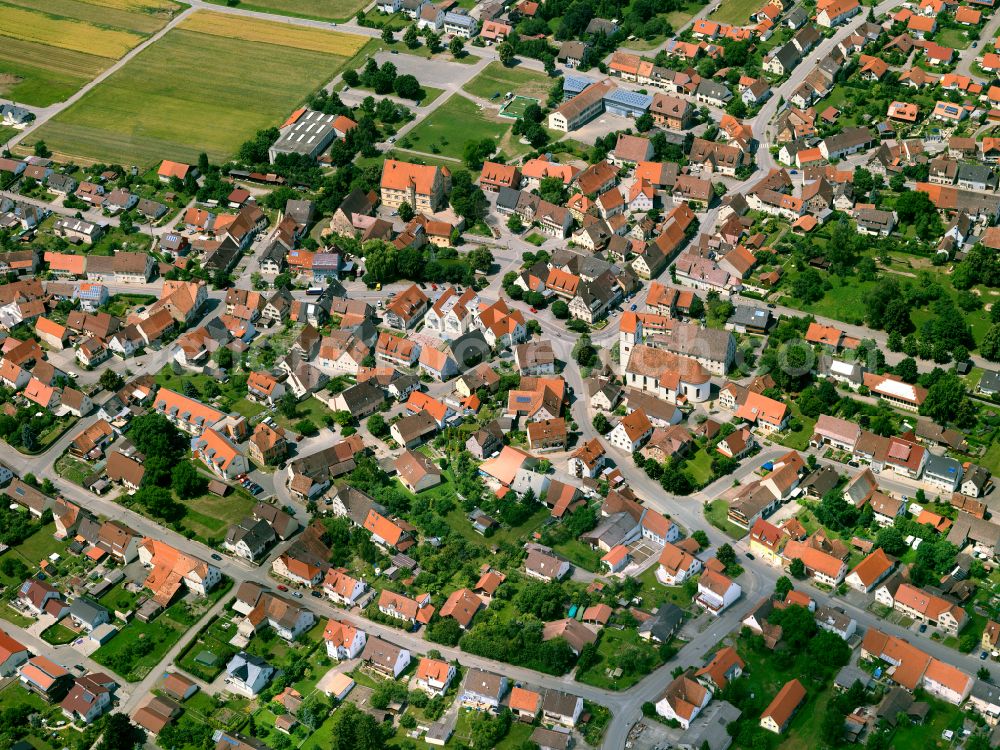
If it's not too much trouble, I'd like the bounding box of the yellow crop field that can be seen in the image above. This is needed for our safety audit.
[81,0,178,10]
[0,6,144,58]
[179,10,367,56]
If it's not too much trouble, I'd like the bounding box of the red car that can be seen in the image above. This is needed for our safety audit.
[277,584,288,591]
[530,307,538,313]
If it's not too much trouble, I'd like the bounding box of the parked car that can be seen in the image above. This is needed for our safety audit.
[277,584,288,591]
[919,623,927,633]
[211,553,222,561]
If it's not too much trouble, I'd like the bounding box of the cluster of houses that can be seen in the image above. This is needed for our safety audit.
[0,626,120,726]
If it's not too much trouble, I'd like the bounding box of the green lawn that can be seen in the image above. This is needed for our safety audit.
[935,28,970,50]
[377,39,478,64]
[11,523,68,567]
[636,565,696,610]
[41,622,78,645]
[575,626,666,690]
[272,395,333,432]
[204,0,369,21]
[182,490,257,543]
[0,604,33,628]
[443,502,549,548]
[92,602,192,680]
[451,709,535,748]
[99,584,140,614]
[882,693,965,750]
[780,272,878,326]
[177,615,240,682]
[781,401,817,451]
[23,18,369,164]
[229,397,265,420]
[704,499,747,539]
[684,447,714,487]
[553,538,602,572]
[980,440,1000,475]
[462,61,555,101]
[404,94,513,161]
[710,0,760,24]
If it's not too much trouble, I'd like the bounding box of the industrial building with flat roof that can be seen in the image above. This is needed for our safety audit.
[268,108,355,163]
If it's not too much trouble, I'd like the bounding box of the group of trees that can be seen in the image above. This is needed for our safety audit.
[538,0,678,43]
[0,402,60,452]
[124,413,206,522]
[461,614,578,674]
[511,101,550,149]
[343,59,424,101]
[724,605,850,749]
[360,238,483,287]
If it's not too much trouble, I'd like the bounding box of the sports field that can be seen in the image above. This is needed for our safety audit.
[24,12,369,165]
[500,95,541,119]
[204,0,368,22]
[0,0,183,106]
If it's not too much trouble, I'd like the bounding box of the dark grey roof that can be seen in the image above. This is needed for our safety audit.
[962,464,990,492]
[924,453,962,481]
[695,80,732,102]
[770,42,802,70]
[337,189,376,218]
[497,187,521,211]
[333,485,386,527]
[728,305,771,329]
[637,603,684,641]
[957,163,995,185]
[800,465,839,496]
[338,381,384,415]
[785,6,808,26]
[971,679,1000,704]
[226,517,276,551]
[585,17,617,34]
[69,596,108,625]
[449,329,491,367]
[834,664,873,691]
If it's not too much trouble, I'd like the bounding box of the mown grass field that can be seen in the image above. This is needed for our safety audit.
[462,61,555,101]
[405,94,516,160]
[709,0,759,24]
[0,0,182,106]
[204,0,369,22]
[0,38,106,106]
[25,14,369,165]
